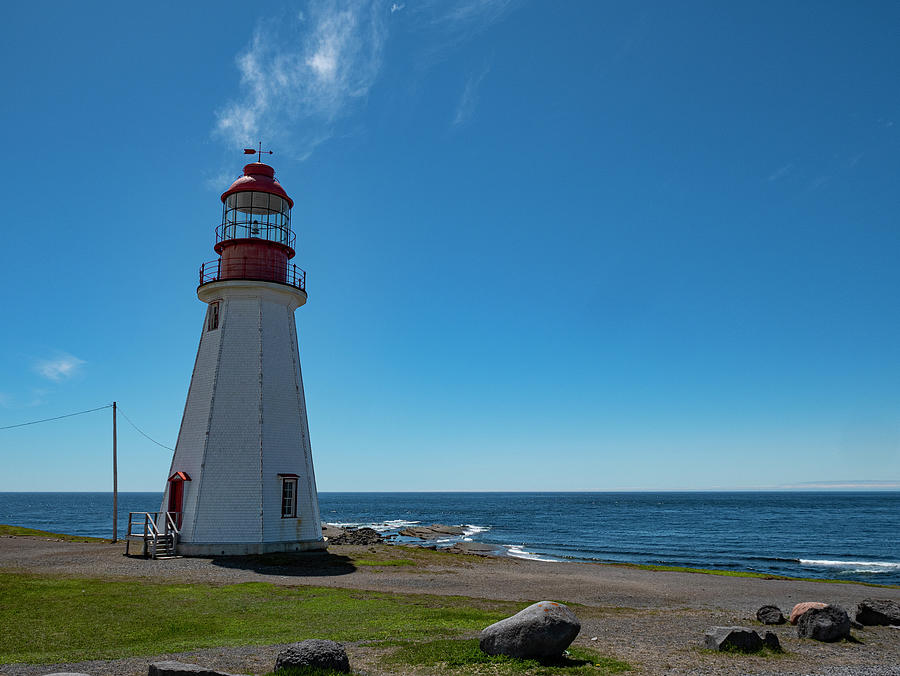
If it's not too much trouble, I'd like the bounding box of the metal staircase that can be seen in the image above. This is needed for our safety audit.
[125,512,181,559]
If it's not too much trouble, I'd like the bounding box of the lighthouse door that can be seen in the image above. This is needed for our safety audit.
[167,472,190,529]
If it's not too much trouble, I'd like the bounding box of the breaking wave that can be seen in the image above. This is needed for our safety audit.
[799,559,900,574]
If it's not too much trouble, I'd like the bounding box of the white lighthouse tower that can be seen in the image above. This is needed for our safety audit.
[160,156,325,556]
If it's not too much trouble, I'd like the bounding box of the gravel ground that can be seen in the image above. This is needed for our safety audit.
[2,536,899,676]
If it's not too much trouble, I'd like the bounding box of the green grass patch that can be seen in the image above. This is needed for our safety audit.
[353,558,416,567]
[0,571,520,665]
[0,524,107,543]
[612,562,898,588]
[383,639,631,674]
[701,645,786,658]
[265,668,348,676]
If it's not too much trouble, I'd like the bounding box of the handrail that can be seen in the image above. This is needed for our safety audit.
[199,258,306,292]
[164,511,180,535]
[127,511,181,537]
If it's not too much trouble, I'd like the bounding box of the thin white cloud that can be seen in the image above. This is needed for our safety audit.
[808,175,830,191]
[767,163,793,182]
[453,63,491,126]
[35,354,85,382]
[214,0,519,159]
[215,1,388,160]
[428,0,518,27]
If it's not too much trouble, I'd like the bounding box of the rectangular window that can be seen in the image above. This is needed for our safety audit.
[207,302,220,331]
[281,478,297,518]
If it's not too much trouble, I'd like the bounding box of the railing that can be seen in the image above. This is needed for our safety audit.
[216,222,295,250]
[199,258,307,292]
[126,511,180,558]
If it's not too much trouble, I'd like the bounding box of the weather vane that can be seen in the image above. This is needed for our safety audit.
[243,142,273,163]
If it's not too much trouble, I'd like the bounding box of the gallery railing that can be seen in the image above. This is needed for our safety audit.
[199,258,307,292]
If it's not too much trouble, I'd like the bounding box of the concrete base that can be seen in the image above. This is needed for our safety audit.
[177,539,326,556]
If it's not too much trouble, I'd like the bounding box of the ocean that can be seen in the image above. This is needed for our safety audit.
[1,491,898,585]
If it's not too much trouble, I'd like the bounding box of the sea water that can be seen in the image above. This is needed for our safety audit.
[1,491,897,585]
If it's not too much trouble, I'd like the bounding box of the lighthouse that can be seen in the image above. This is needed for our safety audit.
[159,156,325,556]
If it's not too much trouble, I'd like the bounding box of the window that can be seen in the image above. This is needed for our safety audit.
[281,478,297,518]
[207,302,220,331]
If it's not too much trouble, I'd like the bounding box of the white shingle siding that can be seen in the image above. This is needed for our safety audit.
[162,280,324,554]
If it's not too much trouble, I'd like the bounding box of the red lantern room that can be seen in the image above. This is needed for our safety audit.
[199,162,306,291]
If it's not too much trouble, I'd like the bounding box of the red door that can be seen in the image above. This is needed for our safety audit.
[167,478,184,528]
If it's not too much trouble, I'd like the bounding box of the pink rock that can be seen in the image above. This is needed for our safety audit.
[790,602,827,624]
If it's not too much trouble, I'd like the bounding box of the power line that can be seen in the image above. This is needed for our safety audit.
[116,406,175,452]
[0,404,112,430]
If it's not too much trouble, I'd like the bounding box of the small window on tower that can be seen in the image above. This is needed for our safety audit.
[207,302,220,331]
[281,478,297,518]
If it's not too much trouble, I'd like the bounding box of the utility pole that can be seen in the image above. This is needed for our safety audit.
[112,401,118,543]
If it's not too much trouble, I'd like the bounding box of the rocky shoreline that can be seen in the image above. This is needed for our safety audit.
[322,522,510,557]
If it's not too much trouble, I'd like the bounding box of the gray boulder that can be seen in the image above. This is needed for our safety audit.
[756,605,785,625]
[797,605,851,642]
[704,626,764,652]
[856,598,900,626]
[275,640,350,673]
[148,663,242,676]
[480,601,581,659]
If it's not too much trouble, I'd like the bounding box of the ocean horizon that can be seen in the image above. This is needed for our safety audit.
[2,491,898,586]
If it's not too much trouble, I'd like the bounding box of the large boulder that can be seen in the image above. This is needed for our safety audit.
[704,627,764,652]
[763,631,782,651]
[398,524,466,539]
[275,640,350,673]
[797,605,851,642]
[480,601,581,659]
[756,605,785,625]
[327,527,383,545]
[789,601,827,624]
[856,598,900,626]
[148,663,242,676]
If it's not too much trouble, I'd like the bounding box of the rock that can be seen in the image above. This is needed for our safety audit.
[763,631,782,651]
[703,626,764,652]
[320,524,346,540]
[447,542,502,556]
[789,601,827,624]
[756,605,786,625]
[856,598,900,626]
[480,600,581,658]
[148,662,243,676]
[275,640,350,673]
[44,673,94,676]
[398,524,466,539]
[327,527,383,546]
[797,605,851,642]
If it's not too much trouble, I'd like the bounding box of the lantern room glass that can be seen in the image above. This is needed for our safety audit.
[220,191,292,246]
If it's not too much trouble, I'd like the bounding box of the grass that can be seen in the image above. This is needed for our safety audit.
[353,558,416,567]
[0,571,519,665]
[383,639,631,674]
[612,562,899,588]
[0,524,107,543]
[701,645,787,659]
[265,669,349,676]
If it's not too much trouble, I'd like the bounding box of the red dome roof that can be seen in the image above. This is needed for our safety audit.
[220,163,294,208]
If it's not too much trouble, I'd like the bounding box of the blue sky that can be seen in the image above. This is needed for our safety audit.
[1,1,899,491]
